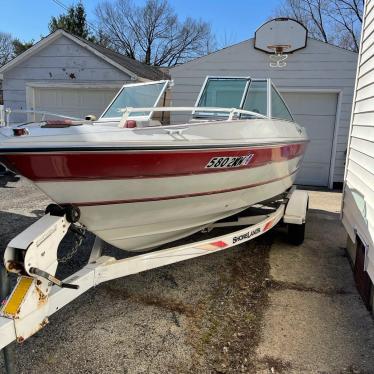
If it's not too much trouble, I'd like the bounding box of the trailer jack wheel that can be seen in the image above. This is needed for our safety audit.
[288,222,305,245]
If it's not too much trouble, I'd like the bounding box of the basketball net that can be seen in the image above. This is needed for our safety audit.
[267,44,291,68]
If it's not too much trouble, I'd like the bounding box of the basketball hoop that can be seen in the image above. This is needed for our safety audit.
[267,44,291,68]
[254,18,307,67]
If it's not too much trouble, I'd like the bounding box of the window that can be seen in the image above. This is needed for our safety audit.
[242,80,267,116]
[271,86,294,121]
[101,82,167,119]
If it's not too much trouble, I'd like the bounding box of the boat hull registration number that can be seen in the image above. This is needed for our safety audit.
[205,154,254,169]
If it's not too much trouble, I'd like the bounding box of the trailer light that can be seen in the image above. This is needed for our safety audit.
[1,276,33,317]
[13,128,29,136]
[125,120,137,128]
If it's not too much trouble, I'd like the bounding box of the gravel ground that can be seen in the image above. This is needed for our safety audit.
[1,177,374,374]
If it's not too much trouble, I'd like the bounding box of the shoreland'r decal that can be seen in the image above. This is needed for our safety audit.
[232,227,261,244]
[205,154,254,169]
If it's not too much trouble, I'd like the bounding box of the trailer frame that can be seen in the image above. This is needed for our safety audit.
[0,187,308,371]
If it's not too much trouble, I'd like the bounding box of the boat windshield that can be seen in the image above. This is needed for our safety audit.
[270,85,293,121]
[194,77,294,122]
[242,80,267,116]
[101,81,168,119]
[194,77,250,117]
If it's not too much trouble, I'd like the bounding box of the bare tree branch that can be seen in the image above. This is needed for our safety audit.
[0,32,14,66]
[275,0,363,51]
[95,0,215,66]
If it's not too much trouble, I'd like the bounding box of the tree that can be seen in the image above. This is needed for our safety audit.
[12,39,34,57]
[0,32,14,66]
[95,0,215,66]
[275,0,364,51]
[49,2,91,39]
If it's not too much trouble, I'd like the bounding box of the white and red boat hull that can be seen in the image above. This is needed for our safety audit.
[0,140,306,251]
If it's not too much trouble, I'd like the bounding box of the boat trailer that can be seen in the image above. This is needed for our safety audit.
[0,188,308,372]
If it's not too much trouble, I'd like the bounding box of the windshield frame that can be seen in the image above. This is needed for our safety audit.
[99,80,170,121]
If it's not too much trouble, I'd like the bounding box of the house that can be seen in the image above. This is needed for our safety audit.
[169,19,358,188]
[342,0,374,310]
[0,29,168,122]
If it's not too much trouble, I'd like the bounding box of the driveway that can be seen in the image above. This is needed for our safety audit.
[0,177,373,374]
[255,191,374,373]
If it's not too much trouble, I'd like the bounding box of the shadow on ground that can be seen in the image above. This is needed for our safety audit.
[0,172,20,189]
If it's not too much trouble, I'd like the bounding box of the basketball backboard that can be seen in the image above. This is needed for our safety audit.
[254,18,308,54]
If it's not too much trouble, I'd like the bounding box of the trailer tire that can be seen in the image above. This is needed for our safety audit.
[288,223,305,245]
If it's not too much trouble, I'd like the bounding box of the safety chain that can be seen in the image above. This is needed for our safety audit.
[58,224,86,263]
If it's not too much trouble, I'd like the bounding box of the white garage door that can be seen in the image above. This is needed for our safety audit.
[282,92,338,186]
[27,86,120,120]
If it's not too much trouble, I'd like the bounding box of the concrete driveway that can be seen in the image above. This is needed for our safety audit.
[0,177,373,374]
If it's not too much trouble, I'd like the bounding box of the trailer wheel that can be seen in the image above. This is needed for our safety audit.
[288,223,305,245]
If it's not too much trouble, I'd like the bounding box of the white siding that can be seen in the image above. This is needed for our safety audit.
[170,38,358,185]
[2,35,132,122]
[343,0,374,280]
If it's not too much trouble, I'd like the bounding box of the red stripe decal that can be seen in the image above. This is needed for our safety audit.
[211,241,228,248]
[263,219,275,232]
[0,143,306,182]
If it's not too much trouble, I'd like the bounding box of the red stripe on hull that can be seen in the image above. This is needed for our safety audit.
[1,143,306,182]
[73,169,298,207]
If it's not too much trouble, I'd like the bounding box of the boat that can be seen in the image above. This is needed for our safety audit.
[0,76,309,252]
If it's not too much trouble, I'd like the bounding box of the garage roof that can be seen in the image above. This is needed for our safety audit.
[76,36,168,81]
[0,29,168,81]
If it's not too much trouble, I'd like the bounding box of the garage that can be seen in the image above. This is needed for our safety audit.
[26,84,120,120]
[282,91,338,186]
[170,20,357,187]
[0,29,166,124]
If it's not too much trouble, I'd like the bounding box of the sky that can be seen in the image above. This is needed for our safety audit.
[0,0,281,45]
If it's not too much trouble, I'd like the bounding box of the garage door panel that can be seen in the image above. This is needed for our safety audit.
[36,90,57,106]
[293,115,336,138]
[83,90,114,105]
[296,163,331,186]
[283,92,338,115]
[302,140,333,163]
[282,92,338,186]
[28,86,119,119]
[34,106,95,119]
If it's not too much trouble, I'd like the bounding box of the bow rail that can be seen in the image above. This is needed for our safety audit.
[119,106,267,127]
[0,107,83,127]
